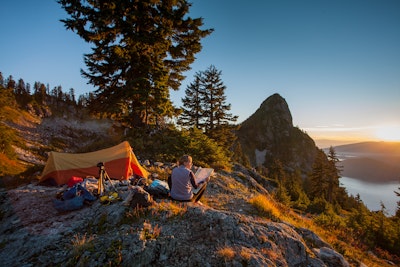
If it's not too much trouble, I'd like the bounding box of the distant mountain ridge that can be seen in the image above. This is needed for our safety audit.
[334,141,400,156]
[314,139,361,149]
[330,141,400,183]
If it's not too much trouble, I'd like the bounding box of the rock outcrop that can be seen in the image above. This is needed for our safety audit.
[236,93,318,174]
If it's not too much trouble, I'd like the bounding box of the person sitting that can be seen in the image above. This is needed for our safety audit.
[170,155,209,203]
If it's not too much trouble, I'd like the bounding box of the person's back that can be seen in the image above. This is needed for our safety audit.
[170,165,193,201]
[170,155,207,203]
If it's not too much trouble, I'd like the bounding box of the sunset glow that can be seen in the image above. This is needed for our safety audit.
[305,124,400,147]
[374,125,400,141]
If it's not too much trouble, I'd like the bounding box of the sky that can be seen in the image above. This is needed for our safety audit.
[1,0,399,145]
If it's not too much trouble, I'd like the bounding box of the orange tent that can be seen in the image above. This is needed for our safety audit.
[40,141,149,185]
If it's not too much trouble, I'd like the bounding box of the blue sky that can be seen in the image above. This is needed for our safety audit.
[1,0,399,144]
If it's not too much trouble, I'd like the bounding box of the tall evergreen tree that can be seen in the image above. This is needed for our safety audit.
[33,82,40,95]
[307,149,330,201]
[69,88,76,104]
[231,141,250,167]
[307,148,342,205]
[270,159,291,205]
[26,83,31,95]
[6,75,16,90]
[58,0,213,127]
[179,65,238,149]
[15,79,26,95]
[326,146,341,203]
[14,78,31,105]
[200,65,237,132]
[202,65,238,150]
[33,83,47,104]
[269,158,286,183]
[178,72,204,129]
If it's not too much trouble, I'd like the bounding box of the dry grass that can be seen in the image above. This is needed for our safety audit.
[216,246,236,261]
[71,233,95,255]
[125,206,148,221]
[205,172,256,214]
[139,220,161,240]
[0,154,26,177]
[151,200,188,218]
[261,247,280,262]
[248,194,282,221]
[239,247,252,262]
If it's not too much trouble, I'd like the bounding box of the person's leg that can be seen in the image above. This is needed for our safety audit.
[167,175,172,190]
[192,183,207,202]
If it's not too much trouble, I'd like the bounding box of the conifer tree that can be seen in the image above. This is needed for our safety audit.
[307,148,342,205]
[33,83,47,104]
[326,146,341,203]
[286,170,309,206]
[15,78,30,105]
[58,0,213,127]
[269,159,291,205]
[178,73,204,129]
[307,149,330,201]
[269,158,286,183]
[6,75,15,90]
[231,141,250,167]
[179,65,237,149]
[15,79,26,96]
[69,88,76,104]
[200,65,238,132]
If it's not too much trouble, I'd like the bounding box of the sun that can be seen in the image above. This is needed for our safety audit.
[374,125,400,141]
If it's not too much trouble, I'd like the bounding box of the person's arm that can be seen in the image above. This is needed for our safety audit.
[189,171,200,189]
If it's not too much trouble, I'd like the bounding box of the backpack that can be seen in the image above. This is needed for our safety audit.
[145,179,170,198]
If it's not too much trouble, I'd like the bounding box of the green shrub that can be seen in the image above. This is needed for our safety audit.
[314,209,346,230]
[307,197,329,214]
[127,126,232,170]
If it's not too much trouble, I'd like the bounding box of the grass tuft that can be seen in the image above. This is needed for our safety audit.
[71,233,95,256]
[217,246,236,261]
[248,194,282,221]
[139,220,161,240]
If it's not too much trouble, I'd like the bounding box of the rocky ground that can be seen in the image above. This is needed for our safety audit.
[0,165,356,267]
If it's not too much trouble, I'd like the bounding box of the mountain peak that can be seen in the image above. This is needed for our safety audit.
[248,93,293,130]
[237,93,316,173]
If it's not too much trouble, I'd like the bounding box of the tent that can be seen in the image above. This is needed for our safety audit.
[40,141,149,185]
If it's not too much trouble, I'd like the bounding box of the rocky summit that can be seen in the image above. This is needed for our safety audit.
[237,93,317,175]
[0,162,358,267]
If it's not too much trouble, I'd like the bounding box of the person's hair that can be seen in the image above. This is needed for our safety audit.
[179,155,192,165]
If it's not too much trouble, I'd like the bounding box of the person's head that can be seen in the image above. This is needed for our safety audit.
[179,155,192,168]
